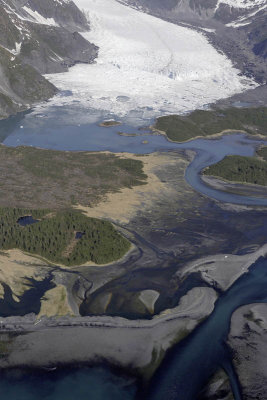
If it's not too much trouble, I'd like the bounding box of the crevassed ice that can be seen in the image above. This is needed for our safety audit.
[44,0,257,119]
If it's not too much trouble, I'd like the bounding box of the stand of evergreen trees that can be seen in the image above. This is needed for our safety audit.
[0,208,130,266]
[155,107,267,142]
[203,155,267,186]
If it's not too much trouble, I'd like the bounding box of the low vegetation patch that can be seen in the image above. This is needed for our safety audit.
[203,155,267,186]
[154,107,267,142]
[0,146,147,209]
[257,146,267,162]
[0,208,131,266]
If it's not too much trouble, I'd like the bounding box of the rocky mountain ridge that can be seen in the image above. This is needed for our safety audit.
[0,0,98,119]
[119,0,266,24]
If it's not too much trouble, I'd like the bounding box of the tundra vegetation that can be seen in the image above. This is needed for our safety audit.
[0,146,147,209]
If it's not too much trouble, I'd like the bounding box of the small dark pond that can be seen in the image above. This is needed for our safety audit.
[75,232,85,239]
[17,216,39,227]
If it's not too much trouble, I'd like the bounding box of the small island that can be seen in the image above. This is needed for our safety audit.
[99,120,122,127]
[203,146,267,187]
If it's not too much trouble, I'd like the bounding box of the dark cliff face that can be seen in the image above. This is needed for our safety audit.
[19,23,98,74]
[0,46,57,119]
[0,0,98,119]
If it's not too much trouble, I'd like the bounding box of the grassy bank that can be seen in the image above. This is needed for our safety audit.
[203,155,267,186]
[154,107,267,142]
[0,208,131,266]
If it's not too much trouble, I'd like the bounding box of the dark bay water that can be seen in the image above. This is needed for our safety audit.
[0,367,137,400]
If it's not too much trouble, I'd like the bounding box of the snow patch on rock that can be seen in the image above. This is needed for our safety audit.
[22,6,58,26]
[217,0,266,9]
[10,42,22,55]
[226,3,267,27]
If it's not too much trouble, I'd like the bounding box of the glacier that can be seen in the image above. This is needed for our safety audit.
[42,0,257,120]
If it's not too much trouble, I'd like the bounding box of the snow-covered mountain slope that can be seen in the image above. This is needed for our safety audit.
[46,0,256,119]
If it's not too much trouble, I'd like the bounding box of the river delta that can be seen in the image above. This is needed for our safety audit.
[0,104,266,400]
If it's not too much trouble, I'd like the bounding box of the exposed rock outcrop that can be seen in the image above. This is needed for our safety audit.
[0,0,98,119]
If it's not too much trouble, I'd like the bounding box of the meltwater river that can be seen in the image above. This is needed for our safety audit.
[0,109,267,399]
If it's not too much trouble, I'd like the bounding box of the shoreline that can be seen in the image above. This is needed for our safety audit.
[1,244,266,372]
[0,287,217,377]
[201,175,267,199]
[178,243,267,291]
[0,244,266,385]
[150,125,267,144]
